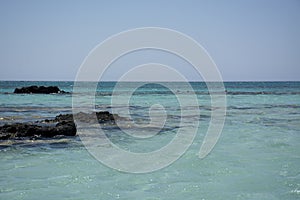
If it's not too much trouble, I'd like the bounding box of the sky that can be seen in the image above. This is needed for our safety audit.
[0,0,299,81]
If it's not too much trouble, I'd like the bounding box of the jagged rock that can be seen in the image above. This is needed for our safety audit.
[0,111,121,140]
[14,86,68,94]
[54,111,120,123]
[0,121,76,139]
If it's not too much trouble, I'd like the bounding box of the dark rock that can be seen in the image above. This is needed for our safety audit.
[0,121,76,139]
[14,85,68,94]
[0,111,122,140]
[54,111,121,124]
[55,121,76,137]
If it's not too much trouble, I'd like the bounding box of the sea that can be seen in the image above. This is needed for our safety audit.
[0,81,299,200]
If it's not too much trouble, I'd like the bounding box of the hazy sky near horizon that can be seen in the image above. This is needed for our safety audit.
[0,0,299,81]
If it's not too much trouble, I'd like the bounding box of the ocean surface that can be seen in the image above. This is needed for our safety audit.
[0,81,299,200]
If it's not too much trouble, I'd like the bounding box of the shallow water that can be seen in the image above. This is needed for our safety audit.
[0,81,299,199]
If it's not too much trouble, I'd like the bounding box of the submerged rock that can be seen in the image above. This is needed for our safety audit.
[0,111,121,140]
[14,85,68,94]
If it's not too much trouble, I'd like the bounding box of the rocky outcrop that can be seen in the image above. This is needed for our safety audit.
[0,121,76,140]
[54,111,119,123]
[0,111,121,140]
[14,86,68,94]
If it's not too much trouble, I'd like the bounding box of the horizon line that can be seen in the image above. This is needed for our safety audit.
[0,79,299,82]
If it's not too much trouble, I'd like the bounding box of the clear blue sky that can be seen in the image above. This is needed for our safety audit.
[0,0,299,81]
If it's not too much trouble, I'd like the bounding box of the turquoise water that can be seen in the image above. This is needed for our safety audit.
[0,81,299,199]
